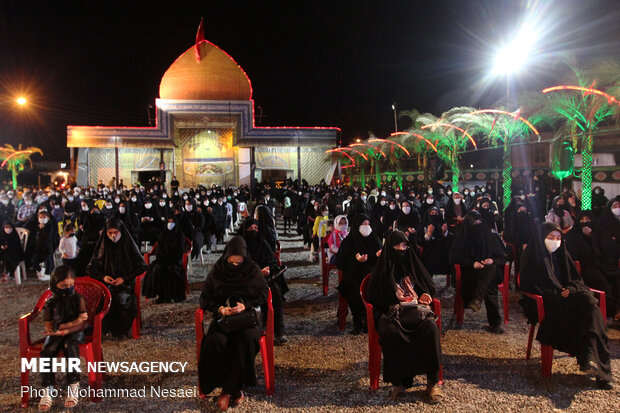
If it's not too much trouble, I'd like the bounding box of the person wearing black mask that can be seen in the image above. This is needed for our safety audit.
[476,197,501,233]
[86,218,148,337]
[198,236,269,411]
[367,230,442,403]
[566,211,620,322]
[143,216,188,303]
[336,214,382,334]
[185,200,205,260]
[241,218,289,345]
[450,211,506,333]
[520,222,612,389]
[546,195,574,234]
[504,199,536,276]
[0,221,25,282]
[38,265,88,410]
[417,206,453,278]
[591,186,608,219]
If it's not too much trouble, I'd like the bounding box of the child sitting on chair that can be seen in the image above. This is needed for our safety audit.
[39,265,88,411]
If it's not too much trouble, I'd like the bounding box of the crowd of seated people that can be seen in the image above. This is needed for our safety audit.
[5,177,618,410]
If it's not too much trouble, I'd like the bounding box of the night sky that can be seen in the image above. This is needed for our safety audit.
[1,0,620,162]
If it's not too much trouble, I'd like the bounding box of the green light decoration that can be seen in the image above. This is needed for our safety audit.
[550,138,575,180]
[417,107,478,192]
[464,108,540,210]
[0,144,43,189]
[537,59,620,210]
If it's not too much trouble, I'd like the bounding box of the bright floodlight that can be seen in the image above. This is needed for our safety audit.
[492,28,536,75]
[16,97,27,106]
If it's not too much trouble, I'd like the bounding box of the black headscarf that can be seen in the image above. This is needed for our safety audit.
[0,221,24,261]
[240,218,278,271]
[255,205,277,251]
[550,195,567,228]
[451,211,506,264]
[520,222,583,298]
[86,217,147,283]
[47,267,84,331]
[200,236,269,311]
[367,230,436,315]
[347,213,381,254]
[156,215,186,262]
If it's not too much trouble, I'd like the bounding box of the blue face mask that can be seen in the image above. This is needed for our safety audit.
[56,285,75,297]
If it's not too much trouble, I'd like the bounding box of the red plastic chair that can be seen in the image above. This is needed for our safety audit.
[320,235,340,296]
[454,263,510,325]
[195,289,275,396]
[275,240,282,266]
[144,238,193,296]
[19,277,112,408]
[360,274,443,390]
[131,271,147,339]
[523,287,606,377]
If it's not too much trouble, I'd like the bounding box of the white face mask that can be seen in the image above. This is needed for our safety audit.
[447,191,452,196]
[82,205,89,211]
[105,204,112,209]
[337,224,346,232]
[544,239,561,253]
[481,187,486,192]
[53,204,60,209]
[389,204,396,210]
[185,205,193,212]
[119,207,126,214]
[167,222,175,230]
[402,206,411,214]
[428,189,433,195]
[144,203,152,209]
[114,198,120,204]
[426,198,433,205]
[612,207,620,217]
[454,198,461,205]
[380,200,387,206]
[109,233,121,243]
[131,197,137,202]
[359,224,372,237]
[361,195,367,201]
[322,211,328,216]
[464,191,469,195]
[39,217,48,225]
[380,192,386,197]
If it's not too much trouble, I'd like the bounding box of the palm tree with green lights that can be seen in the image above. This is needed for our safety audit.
[534,58,620,210]
[462,109,540,210]
[0,144,43,189]
[416,107,478,192]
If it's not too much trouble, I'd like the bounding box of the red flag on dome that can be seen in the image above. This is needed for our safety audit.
[195,18,205,62]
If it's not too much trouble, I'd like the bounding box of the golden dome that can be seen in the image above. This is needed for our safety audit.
[159,40,252,101]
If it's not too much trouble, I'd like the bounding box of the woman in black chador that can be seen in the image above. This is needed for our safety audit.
[450,211,506,333]
[254,204,278,252]
[0,221,25,281]
[143,215,188,303]
[86,217,148,337]
[565,211,620,321]
[336,213,382,334]
[198,236,269,411]
[367,230,443,403]
[240,218,289,345]
[520,222,612,389]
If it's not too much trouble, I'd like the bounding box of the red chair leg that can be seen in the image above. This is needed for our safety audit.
[338,295,348,331]
[368,333,381,390]
[259,336,275,395]
[21,368,30,408]
[502,284,510,325]
[541,344,553,377]
[132,315,140,339]
[84,345,102,402]
[526,324,536,360]
[322,267,329,296]
[454,266,464,325]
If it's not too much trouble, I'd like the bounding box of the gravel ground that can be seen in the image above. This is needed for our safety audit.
[0,218,618,412]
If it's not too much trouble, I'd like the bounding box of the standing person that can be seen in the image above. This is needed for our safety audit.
[336,214,382,334]
[37,265,89,411]
[75,206,105,277]
[367,230,442,403]
[86,218,148,338]
[198,236,269,411]
[211,197,228,245]
[394,200,420,246]
[185,200,205,260]
[32,211,56,281]
[143,216,188,303]
[282,194,294,234]
[417,206,453,278]
[591,186,608,219]
[503,199,536,276]
[0,221,25,282]
[58,223,79,272]
[596,196,620,251]
[450,211,506,333]
[255,204,278,252]
[327,215,348,265]
[520,222,612,389]
[138,197,161,246]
